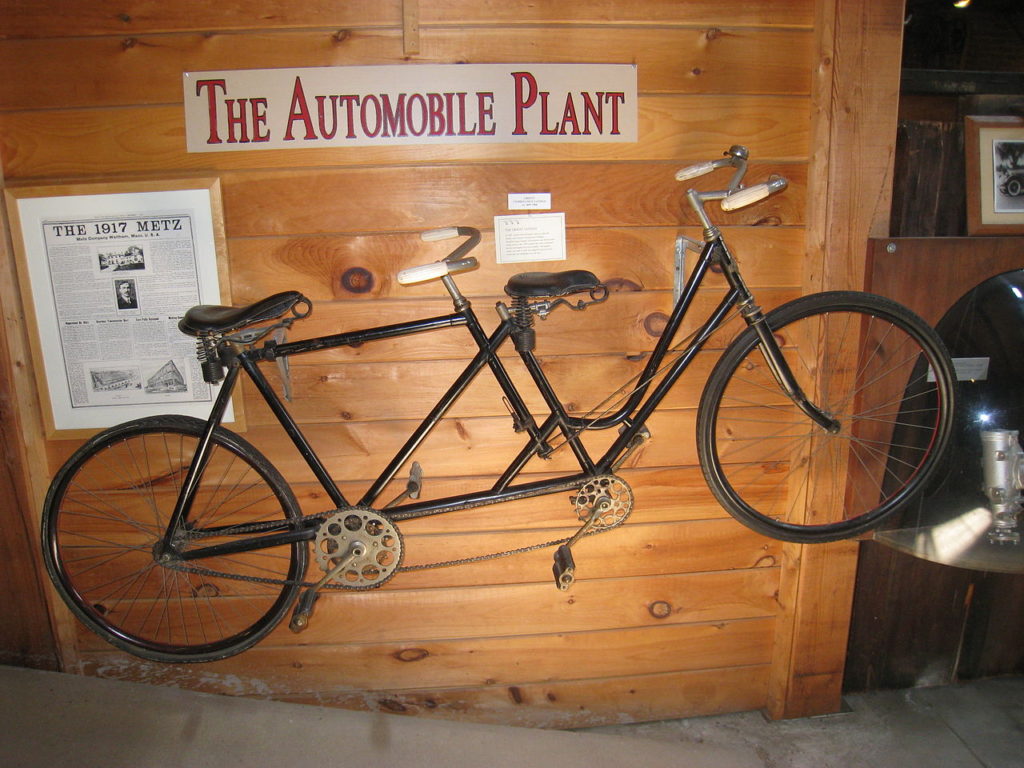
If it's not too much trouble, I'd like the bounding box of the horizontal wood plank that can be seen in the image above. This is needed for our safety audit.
[278,663,771,727]
[79,616,775,690]
[0,96,810,178]
[226,226,804,303]
[1,1,813,38]
[74,566,779,649]
[215,165,805,237]
[0,0,400,37]
[0,28,812,111]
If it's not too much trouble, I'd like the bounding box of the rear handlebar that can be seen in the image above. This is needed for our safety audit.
[397,226,481,286]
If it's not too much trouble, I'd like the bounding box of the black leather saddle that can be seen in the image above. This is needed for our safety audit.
[178,291,310,336]
[504,270,602,298]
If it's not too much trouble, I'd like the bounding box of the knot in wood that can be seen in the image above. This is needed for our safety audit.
[340,266,374,294]
[643,311,669,338]
[393,647,430,662]
[604,277,642,292]
[648,600,672,619]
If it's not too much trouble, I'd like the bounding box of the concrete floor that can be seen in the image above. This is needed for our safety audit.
[1,665,1021,768]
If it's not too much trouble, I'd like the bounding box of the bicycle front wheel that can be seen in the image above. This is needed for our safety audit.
[42,415,308,662]
[697,291,955,543]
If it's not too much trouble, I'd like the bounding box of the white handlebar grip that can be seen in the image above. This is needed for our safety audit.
[675,161,716,182]
[720,183,770,211]
[397,261,449,285]
[420,227,460,242]
[720,176,788,212]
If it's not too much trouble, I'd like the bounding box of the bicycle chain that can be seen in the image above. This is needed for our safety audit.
[166,523,619,589]
[165,485,629,588]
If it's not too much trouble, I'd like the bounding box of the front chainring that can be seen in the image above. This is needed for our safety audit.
[314,507,403,588]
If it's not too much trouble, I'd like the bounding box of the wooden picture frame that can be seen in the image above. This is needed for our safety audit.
[4,178,237,438]
[965,115,1024,235]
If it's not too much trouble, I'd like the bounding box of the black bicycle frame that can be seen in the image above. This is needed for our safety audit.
[168,235,769,561]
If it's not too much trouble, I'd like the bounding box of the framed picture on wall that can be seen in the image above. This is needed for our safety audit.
[4,178,236,438]
[965,115,1024,235]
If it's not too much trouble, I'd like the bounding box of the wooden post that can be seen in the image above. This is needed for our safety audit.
[0,168,61,670]
[767,0,906,719]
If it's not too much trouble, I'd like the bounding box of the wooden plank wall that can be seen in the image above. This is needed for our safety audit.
[0,0,882,727]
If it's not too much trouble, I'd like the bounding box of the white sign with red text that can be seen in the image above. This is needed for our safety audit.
[183,64,637,152]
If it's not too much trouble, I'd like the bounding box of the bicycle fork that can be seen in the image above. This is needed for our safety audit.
[716,241,841,434]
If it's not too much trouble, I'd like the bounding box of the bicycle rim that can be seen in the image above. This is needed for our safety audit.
[43,416,307,662]
[698,292,955,543]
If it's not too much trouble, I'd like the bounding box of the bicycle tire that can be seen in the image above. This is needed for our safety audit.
[42,415,308,662]
[697,291,956,543]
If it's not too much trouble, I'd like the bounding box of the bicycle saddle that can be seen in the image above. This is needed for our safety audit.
[178,291,311,336]
[504,270,602,298]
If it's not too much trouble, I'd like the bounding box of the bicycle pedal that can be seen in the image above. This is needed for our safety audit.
[288,588,319,633]
[552,544,575,591]
[384,461,424,508]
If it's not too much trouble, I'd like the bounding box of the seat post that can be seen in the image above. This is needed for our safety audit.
[441,274,469,311]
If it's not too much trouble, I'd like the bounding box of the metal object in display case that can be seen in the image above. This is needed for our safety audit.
[874,269,1024,573]
[981,429,1023,545]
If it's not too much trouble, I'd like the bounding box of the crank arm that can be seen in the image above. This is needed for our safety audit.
[566,494,611,548]
[289,540,365,632]
[551,494,612,591]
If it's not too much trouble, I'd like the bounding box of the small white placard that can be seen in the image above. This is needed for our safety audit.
[929,357,990,383]
[507,193,552,210]
[494,213,566,263]
[952,357,990,381]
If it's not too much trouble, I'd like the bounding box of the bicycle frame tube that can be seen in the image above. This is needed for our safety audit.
[159,362,242,554]
[561,238,732,434]
[240,304,564,515]
[170,235,759,546]
[596,287,740,473]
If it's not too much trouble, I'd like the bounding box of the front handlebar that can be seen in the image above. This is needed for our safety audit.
[676,146,788,229]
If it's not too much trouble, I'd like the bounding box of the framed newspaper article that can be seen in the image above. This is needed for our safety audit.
[5,178,236,438]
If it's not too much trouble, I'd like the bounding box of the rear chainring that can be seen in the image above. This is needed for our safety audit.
[573,475,633,529]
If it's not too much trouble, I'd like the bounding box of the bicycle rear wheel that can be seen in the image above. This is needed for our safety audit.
[697,291,955,543]
[42,415,308,662]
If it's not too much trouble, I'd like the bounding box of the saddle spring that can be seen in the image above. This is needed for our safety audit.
[510,295,536,352]
[196,334,225,383]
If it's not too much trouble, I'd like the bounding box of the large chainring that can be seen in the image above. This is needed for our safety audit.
[573,475,633,529]
[314,507,403,588]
